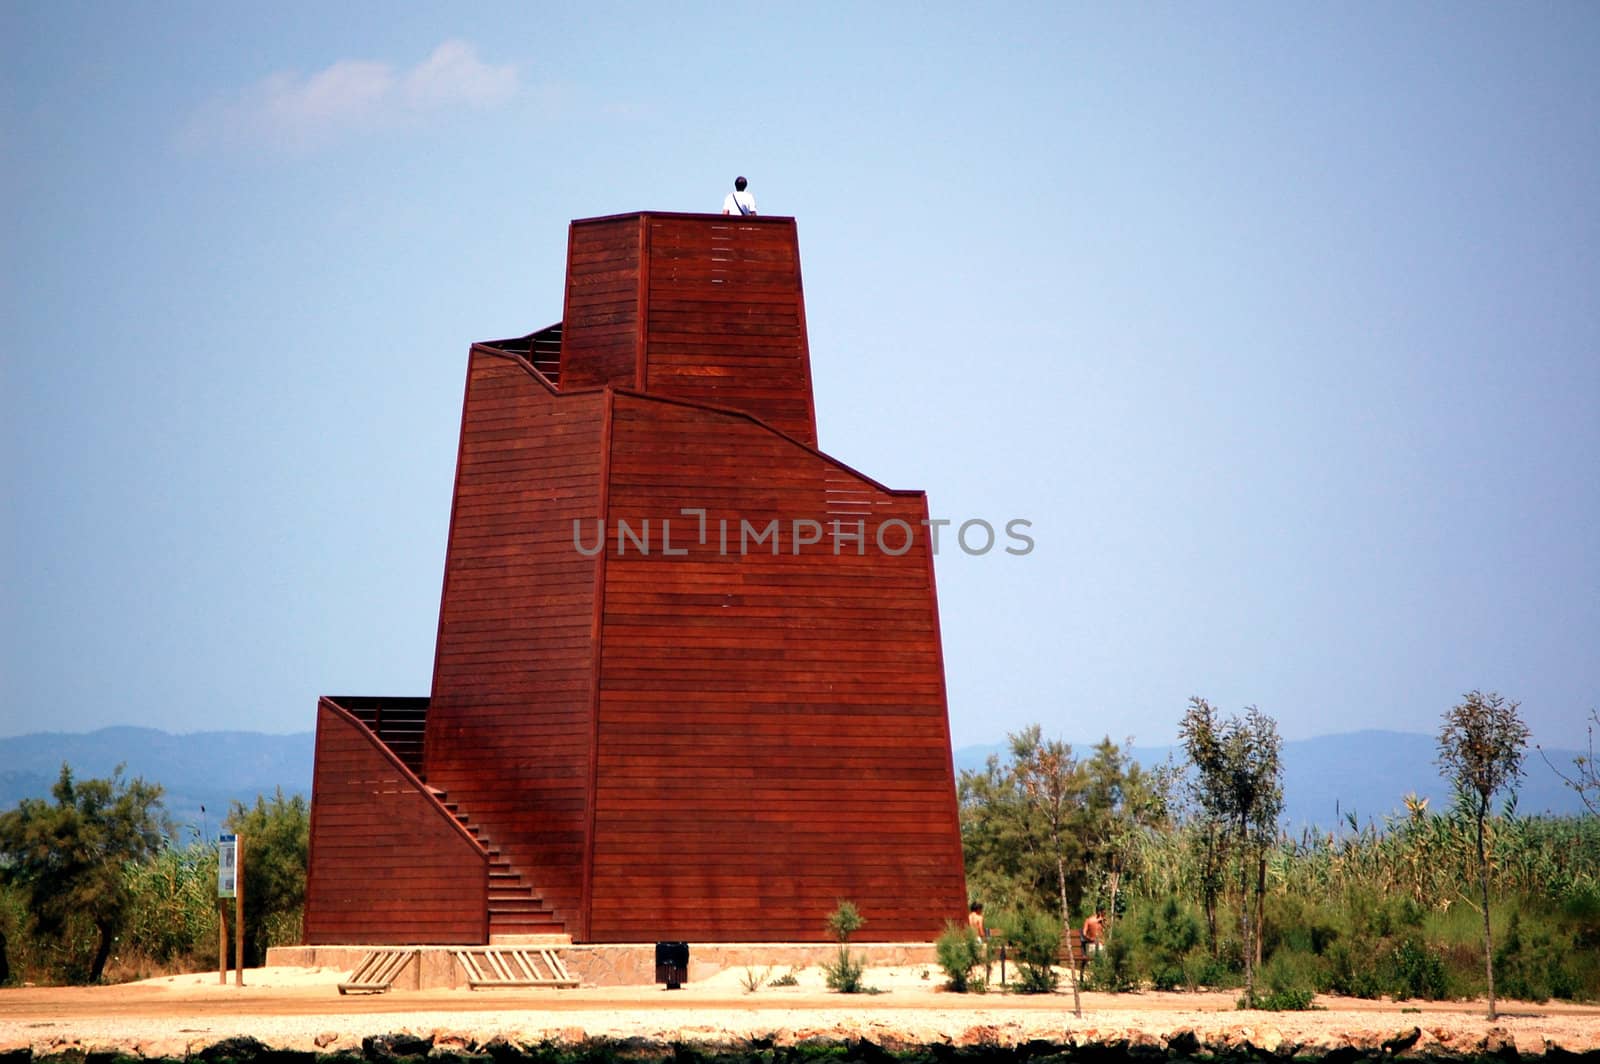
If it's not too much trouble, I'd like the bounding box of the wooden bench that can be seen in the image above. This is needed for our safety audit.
[1060,928,1093,972]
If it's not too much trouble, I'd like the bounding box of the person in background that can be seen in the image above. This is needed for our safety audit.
[722,175,757,216]
[967,900,986,937]
[1082,907,1107,955]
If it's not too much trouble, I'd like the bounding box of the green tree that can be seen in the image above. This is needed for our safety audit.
[961,728,1163,923]
[959,748,1042,911]
[1009,726,1082,920]
[959,726,1086,920]
[224,789,309,966]
[1179,697,1283,1004]
[1077,738,1173,926]
[1437,689,1530,1020]
[0,764,168,982]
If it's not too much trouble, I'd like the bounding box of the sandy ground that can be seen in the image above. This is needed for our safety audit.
[2,964,1598,1058]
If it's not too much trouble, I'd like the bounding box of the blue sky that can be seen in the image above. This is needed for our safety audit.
[3,3,1597,753]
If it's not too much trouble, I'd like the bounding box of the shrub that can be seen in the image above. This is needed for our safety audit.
[823,901,868,993]
[936,922,982,992]
[1494,911,1580,1003]
[1325,939,1385,999]
[1133,897,1202,990]
[1243,986,1317,1011]
[1182,946,1229,991]
[1563,881,1600,939]
[1262,893,1340,958]
[1251,949,1320,1010]
[1390,935,1451,1000]
[823,945,866,993]
[1000,908,1060,994]
[1088,931,1136,992]
[0,882,28,985]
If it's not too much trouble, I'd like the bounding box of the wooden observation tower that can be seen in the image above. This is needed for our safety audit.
[304,213,967,944]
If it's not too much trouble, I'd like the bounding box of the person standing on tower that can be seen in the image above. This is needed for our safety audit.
[722,176,757,216]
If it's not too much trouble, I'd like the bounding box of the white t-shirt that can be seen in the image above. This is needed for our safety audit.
[722,189,757,215]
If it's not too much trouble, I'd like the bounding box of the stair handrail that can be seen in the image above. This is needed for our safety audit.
[318,696,488,857]
[476,321,562,393]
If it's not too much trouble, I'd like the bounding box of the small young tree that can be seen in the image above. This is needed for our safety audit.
[0,764,168,982]
[823,900,867,992]
[1437,690,1530,1020]
[1009,726,1082,922]
[1179,698,1282,1005]
[935,921,982,992]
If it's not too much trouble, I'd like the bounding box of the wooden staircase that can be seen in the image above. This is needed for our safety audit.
[426,786,567,939]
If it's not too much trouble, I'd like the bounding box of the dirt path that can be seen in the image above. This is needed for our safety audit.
[3,965,1597,1058]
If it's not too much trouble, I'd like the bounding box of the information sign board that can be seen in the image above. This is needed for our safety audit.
[218,834,238,898]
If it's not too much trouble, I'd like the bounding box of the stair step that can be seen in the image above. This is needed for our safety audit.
[488,934,572,947]
[432,790,567,938]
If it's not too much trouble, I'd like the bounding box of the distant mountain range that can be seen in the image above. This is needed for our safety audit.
[0,726,1587,839]
[0,727,315,842]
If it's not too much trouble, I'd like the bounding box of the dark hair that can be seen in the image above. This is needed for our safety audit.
[970,901,983,912]
[734,176,748,191]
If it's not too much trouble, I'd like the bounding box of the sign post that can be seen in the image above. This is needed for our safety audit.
[218,834,243,986]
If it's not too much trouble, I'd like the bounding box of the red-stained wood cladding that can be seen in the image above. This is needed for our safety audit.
[560,214,817,447]
[560,216,642,391]
[585,393,966,942]
[304,699,486,944]
[423,350,605,936]
[640,216,816,447]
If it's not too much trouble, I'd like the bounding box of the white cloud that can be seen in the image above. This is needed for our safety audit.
[186,41,518,151]
[402,40,518,109]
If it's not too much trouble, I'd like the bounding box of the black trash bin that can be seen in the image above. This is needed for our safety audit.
[655,941,689,990]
